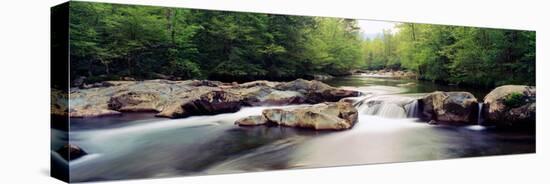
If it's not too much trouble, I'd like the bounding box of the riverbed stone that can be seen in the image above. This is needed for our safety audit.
[275,79,359,103]
[483,85,535,127]
[235,115,268,126]
[237,85,306,106]
[56,144,87,161]
[108,91,162,112]
[419,91,478,124]
[249,102,358,130]
[156,90,243,118]
[70,107,122,118]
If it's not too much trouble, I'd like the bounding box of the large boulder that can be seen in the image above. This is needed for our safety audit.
[275,79,331,92]
[483,85,535,127]
[234,85,306,106]
[108,91,162,112]
[419,91,478,124]
[259,90,306,105]
[236,102,358,130]
[275,79,359,103]
[56,144,87,161]
[156,90,243,118]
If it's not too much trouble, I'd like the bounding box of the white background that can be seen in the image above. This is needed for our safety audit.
[0,0,548,183]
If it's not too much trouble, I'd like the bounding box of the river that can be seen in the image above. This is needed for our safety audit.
[51,75,535,182]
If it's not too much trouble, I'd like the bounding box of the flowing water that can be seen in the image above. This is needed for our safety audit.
[52,75,535,182]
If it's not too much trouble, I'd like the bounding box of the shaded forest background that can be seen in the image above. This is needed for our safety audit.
[69,2,535,87]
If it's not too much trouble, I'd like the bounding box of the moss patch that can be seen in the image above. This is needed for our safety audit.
[503,92,525,108]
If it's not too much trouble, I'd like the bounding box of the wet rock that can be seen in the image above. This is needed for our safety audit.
[156,90,242,118]
[56,144,87,161]
[338,97,362,105]
[235,115,268,126]
[108,91,162,112]
[235,85,305,106]
[275,79,331,92]
[420,91,478,124]
[259,90,307,106]
[69,108,122,118]
[483,85,536,127]
[275,79,359,103]
[257,102,358,130]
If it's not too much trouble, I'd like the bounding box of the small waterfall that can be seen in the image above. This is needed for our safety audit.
[405,100,419,118]
[477,102,484,125]
[466,102,486,131]
[351,95,373,114]
[364,103,407,118]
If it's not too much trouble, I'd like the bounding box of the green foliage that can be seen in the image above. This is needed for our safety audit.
[69,2,364,83]
[503,92,525,108]
[69,2,535,88]
[305,18,363,75]
[362,23,535,87]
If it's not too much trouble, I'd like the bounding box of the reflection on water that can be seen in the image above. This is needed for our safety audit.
[54,75,535,182]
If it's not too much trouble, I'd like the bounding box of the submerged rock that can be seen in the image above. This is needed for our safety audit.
[419,91,478,124]
[56,144,87,161]
[236,102,358,130]
[483,85,535,127]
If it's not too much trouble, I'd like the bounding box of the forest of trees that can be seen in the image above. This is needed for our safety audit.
[362,24,536,87]
[69,2,535,88]
[69,2,363,83]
